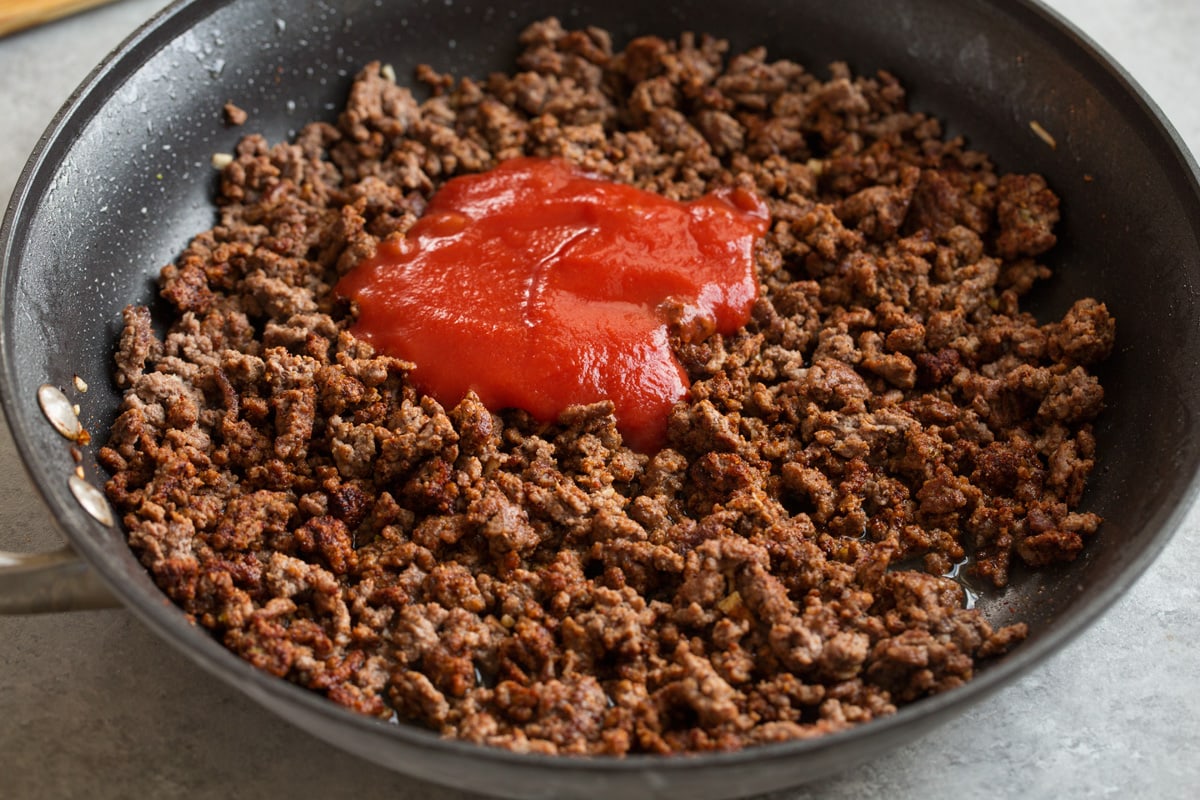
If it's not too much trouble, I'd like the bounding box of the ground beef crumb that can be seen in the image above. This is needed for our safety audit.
[102,19,1110,755]
[224,102,248,126]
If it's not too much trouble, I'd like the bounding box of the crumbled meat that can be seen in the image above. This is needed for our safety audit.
[994,173,1059,259]
[102,20,1110,755]
[224,102,249,126]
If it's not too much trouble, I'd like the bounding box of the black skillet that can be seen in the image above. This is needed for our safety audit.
[2,0,1199,797]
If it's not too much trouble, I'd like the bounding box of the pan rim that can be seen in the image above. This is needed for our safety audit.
[2,0,1199,781]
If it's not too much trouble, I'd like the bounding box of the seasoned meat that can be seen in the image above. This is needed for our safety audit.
[100,18,1111,755]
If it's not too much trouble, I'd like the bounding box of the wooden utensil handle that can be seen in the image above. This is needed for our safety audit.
[0,0,122,38]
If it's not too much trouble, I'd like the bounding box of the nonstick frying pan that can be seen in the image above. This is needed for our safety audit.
[2,1,1199,798]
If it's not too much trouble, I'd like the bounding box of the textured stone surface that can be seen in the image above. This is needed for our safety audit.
[1,1,1197,798]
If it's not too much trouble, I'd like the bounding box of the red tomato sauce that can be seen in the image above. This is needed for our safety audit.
[335,157,770,452]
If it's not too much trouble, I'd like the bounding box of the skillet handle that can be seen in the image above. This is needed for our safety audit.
[0,546,120,613]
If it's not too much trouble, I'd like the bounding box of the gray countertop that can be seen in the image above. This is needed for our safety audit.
[1,1,1197,798]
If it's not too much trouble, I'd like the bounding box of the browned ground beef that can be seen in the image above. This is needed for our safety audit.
[99,19,1114,754]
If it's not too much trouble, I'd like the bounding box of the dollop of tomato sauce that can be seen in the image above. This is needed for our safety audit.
[335,157,770,452]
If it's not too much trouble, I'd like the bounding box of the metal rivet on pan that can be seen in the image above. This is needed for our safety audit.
[68,474,114,527]
[37,383,82,440]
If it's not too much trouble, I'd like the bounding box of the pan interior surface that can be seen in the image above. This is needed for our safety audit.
[2,0,1198,798]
